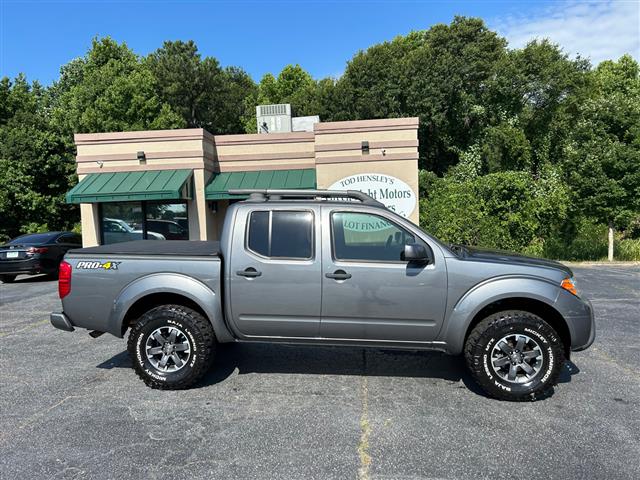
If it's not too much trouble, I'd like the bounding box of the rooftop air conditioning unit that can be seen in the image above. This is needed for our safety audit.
[256,104,292,134]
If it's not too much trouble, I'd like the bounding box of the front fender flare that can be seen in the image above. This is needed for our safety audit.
[106,273,234,342]
[440,275,564,355]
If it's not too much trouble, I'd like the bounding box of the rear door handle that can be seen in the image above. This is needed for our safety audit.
[237,267,262,278]
[325,270,352,280]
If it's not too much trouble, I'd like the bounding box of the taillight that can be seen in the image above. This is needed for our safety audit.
[27,247,48,255]
[59,261,72,299]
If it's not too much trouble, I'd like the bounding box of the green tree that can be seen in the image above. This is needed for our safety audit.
[146,40,223,128]
[480,122,532,173]
[146,40,256,133]
[333,31,426,121]
[563,55,640,259]
[405,18,507,173]
[51,37,184,134]
[488,40,591,170]
[334,18,507,173]
[216,67,258,134]
[243,64,323,132]
[0,75,76,239]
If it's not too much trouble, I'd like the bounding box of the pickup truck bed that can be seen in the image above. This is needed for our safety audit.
[55,241,229,343]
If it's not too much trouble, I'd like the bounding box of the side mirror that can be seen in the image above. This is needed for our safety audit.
[402,243,432,264]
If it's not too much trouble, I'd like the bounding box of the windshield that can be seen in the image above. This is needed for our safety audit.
[104,218,135,233]
[9,233,58,245]
[116,220,135,232]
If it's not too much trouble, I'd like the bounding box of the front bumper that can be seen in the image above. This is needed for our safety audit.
[50,312,75,332]
[570,298,596,352]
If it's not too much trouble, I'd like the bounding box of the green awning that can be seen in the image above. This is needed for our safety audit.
[205,169,316,200]
[66,169,193,204]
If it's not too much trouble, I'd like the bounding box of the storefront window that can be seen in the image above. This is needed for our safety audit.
[100,202,188,244]
[146,202,189,240]
[101,203,145,245]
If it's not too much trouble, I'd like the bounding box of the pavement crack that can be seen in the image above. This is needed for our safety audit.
[358,350,372,480]
[0,394,86,444]
[0,318,49,337]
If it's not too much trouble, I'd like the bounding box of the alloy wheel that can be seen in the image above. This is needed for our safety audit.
[490,333,544,384]
[144,326,192,372]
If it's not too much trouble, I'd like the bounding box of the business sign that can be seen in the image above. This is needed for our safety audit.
[329,173,417,218]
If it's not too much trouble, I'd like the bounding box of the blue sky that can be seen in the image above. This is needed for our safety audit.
[1,0,638,85]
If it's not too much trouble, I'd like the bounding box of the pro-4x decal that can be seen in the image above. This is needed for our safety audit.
[76,261,121,270]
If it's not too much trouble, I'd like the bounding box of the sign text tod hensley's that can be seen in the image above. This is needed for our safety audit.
[329,173,417,218]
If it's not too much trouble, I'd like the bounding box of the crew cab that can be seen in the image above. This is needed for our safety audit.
[50,189,595,400]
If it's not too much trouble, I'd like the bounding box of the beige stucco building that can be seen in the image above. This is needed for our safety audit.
[68,117,420,247]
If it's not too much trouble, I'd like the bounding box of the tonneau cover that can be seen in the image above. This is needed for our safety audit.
[72,240,221,257]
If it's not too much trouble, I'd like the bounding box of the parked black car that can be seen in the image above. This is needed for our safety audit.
[0,232,82,283]
[146,219,188,240]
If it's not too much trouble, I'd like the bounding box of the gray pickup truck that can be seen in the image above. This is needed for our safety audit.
[51,189,595,401]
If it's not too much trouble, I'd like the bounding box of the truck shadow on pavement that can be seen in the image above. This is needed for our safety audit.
[98,343,579,399]
[11,274,57,283]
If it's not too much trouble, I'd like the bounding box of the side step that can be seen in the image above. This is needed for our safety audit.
[89,330,105,339]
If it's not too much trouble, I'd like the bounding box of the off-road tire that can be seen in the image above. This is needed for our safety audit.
[0,274,16,283]
[127,304,215,390]
[464,310,565,401]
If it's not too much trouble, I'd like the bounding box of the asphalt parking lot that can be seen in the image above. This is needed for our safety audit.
[1,265,639,479]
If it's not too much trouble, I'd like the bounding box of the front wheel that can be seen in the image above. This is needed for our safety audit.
[127,304,216,390]
[464,310,565,401]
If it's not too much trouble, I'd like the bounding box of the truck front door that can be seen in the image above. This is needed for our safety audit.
[320,208,447,343]
[228,206,322,338]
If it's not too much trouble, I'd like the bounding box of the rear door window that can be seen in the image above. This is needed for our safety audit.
[247,210,314,260]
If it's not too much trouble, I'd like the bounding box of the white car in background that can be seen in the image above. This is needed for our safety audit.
[102,218,165,244]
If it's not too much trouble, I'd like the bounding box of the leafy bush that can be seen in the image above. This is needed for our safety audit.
[419,169,568,253]
[542,219,608,261]
[617,238,640,261]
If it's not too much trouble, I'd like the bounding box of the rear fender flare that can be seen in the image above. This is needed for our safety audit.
[441,276,565,355]
[107,273,233,342]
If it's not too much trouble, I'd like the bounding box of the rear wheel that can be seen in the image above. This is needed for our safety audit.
[464,310,565,401]
[0,274,17,283]
[127,304,216,390]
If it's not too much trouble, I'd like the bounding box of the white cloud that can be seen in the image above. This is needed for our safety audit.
[493,0,639,64]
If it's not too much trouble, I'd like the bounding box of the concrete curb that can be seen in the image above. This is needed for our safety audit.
[561,261,640,267]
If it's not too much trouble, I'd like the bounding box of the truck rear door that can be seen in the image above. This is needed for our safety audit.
[227,205,322,338]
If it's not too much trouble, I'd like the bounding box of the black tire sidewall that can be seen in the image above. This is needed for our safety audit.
[132,310,204,386]
[1,275,16,283]
[468,312,564,400]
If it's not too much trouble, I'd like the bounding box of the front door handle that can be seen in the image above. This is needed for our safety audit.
[237,267,262,278]
[325,270,352,280]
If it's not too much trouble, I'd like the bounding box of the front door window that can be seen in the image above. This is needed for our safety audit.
[331,212,416,262]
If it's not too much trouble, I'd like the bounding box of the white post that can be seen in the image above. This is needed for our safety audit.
[608,222,614,262]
